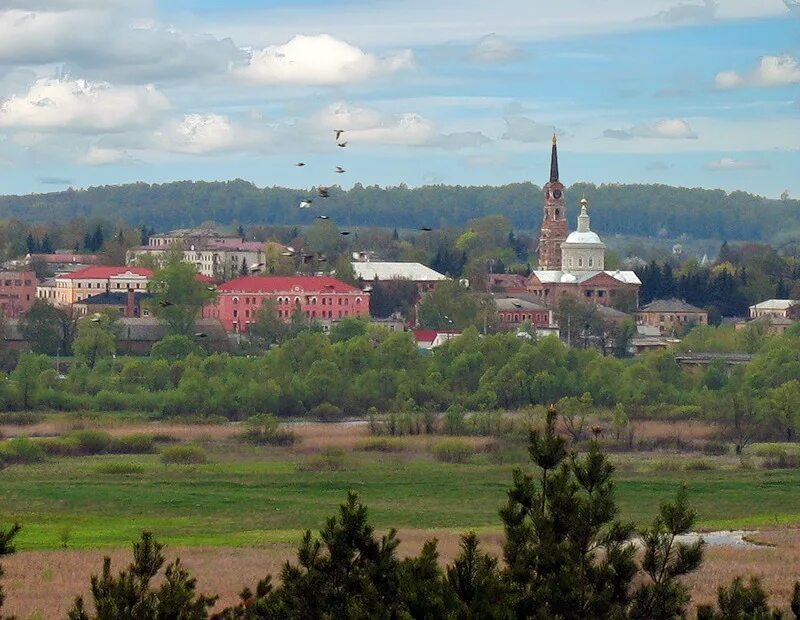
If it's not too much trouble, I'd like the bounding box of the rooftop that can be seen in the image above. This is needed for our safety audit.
[640,298,706,313]
[495,297,548,312]
[56,266,153,280]
[75,291,152,305]
[218,275,362,294]
[750,299,800,310]
[352,261,449,283]
[532,270,641,285]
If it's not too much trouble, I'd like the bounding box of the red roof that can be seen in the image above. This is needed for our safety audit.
[413,329,461,343]
[218,275,362,294]
[28,253,101,264]
[58,266,153,280]
[194,273,216,283]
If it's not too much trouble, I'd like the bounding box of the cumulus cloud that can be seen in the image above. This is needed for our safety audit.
[316,102,434,145]
[715,54,800,88]
[0,78,169,132]
[603,118,697,140]
[501,116,558,143]
[650,0,717,22]
[77,145,133,165]
[153,113,265,155]
[232,34,413,86]
[707,157,769,170]
[470,33,524,63]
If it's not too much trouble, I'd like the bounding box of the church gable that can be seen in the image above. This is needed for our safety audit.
[581,272,631,287]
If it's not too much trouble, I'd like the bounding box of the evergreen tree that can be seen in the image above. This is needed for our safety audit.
[25,233,36,253]
[240,257,248,276]
[40,233,53,254]
[91,225,104,252]
[0,522,21,617]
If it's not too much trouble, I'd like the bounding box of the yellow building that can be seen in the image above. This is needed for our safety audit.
[52,266,152,307]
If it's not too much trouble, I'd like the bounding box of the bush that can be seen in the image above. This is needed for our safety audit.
[701,441,729,456]
[309,403,344,422]
[160,444,208,465]
[1,436,46,464]
[0,412,45,426]
[95,462,145,475]
[297,447,352,472]
[68,429,112,455]
[108,434,156,454]
[760,450,800,470]
[38,437,82,457]
[93,390,132,412]
[432,438,474,464]
[358,437,408,453]
[444,405,466,435]
[684,459,716,471]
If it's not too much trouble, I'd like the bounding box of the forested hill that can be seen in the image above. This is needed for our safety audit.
[1,180,796,241]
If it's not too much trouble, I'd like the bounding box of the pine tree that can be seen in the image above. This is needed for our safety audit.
[240,257,248,276]
[25,233,36,253]
[40,233,53,254]
[0,522,21,617]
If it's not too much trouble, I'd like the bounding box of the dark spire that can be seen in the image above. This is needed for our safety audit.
[549,133,559,183]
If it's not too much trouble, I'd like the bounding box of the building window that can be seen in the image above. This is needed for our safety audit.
[233,309,238,318]
[578,257,583,267]
[588,257,594,267]
[233,297,239,304]
[356,297,362,305]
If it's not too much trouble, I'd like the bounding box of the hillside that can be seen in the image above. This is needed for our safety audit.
[0,180,796,242]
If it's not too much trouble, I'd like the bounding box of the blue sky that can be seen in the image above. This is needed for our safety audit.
[0,0,797,199]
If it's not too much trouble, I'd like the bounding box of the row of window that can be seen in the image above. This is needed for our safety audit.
[1,280,32,287]
[231,295,363,306]
[566,256,597,268]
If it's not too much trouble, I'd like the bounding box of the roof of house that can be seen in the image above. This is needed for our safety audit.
[352,261,449,282]
[413,329,461,344]
[116,317,226,342]
[204,238,266,252]
[489,274,528,289]
[217,275,362,294]
[495,297,548,312]
[639,298,706,313]
[74,291,152,306]
[27,253,101,264]
[532,270,641,285]
[750,299,800,310]
[57,266,153,280]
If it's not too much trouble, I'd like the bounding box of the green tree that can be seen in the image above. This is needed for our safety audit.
[0,522,21,617]
[333,254,357,286]
[19,300,63,355]
[329,317,367,343]
[148,261,216,336]
[150,335,201,361]
[11,353,50,410]
[249,300,288,347]
[767,379,800,441]
[68,532,217,620]
[697,576,777,620]
[73,315,117,369]
[417,281,496,330]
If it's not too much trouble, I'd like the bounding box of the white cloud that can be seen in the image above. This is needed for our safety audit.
[153,113,264,155]
[77,145,132,165]
[428,131,492,150]
[707,157,769,170]
[471,33,524,63]
[715,54,800,88]
[650,0,717,23]
[315,102,434,145]
[232,34,413,86]
[0,78,169,132]
[501,116,558,143]
[603,118,697,140]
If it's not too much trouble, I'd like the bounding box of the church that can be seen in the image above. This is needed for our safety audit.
[495,137,640,308]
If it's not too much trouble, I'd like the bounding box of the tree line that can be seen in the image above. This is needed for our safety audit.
[2,409,799,618]
[1,180,797,241]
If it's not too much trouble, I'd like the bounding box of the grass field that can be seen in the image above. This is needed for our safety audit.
[1,430,800,550]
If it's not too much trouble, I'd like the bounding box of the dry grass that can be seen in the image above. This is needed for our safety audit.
[5,528,799,618]
[631,419,719,442]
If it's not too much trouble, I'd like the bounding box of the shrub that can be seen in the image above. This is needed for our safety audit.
[160,444,207,465]
[93,390,132,411]
[444,405,466,435]
[1,436,46,464]
[297,447,352,472]
[309,403,344,422]
[38,437,82,457]
[0,412,45,426]
[701,441,729,456]
[95,462,145,475]
[432,438,473,464]
[108,434,156,454]
[358,437,407,453]
[760,450,800,470]
[684,459,716,471]
[68,429,112,455]
[753,444,792,458]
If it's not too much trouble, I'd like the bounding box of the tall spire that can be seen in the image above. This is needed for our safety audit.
[549,133,559,183]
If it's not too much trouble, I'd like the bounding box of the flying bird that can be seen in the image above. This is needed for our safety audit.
[249,262,265,272]
[206,286,217,292]
[295,162,305,167]
[419,227,433,232]
[317,215,329,220]
[90,313,102,322]
[334,129,344,140]
[195,332,208,339]
[159,300,174,308]
[340,231,351,236]
[362,285,373,293]
[511,301,522,309]
[317,187,330,198]
[336,141,347,148]
[335,166,345,174]
[280,251,294,257]
[299,200,313,209]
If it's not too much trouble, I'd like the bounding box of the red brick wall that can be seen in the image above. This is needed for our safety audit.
[0,271,37,317]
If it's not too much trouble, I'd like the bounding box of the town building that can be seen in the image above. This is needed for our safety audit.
[494,297,554,331]
[0,271,37,317]
[115,318,228,355]
[490,138,640,310]
[414,329,461,351]
[749,299,800,320]
[635,298,708,335]
[26,252,101,273]
[204,275,370,333]
[351,260,449,293]
[73,290,153,318]
[126,228,275,280]
[47,266,153,307]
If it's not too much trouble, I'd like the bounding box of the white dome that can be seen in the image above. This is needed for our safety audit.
[564,230,603,245]
[560,272,577,283]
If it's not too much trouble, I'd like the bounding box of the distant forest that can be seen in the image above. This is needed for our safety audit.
[0,180,796,242]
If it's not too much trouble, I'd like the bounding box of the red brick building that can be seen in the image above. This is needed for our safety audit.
[538,135,569,270]
[204,275,370,333]
[0,270,37,317]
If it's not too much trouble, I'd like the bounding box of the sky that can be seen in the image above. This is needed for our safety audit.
[0,0,798,199]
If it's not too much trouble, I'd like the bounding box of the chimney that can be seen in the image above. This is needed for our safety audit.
[126,287,135,318]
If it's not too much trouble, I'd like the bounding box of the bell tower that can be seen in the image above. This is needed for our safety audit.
[537,134,568,270]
